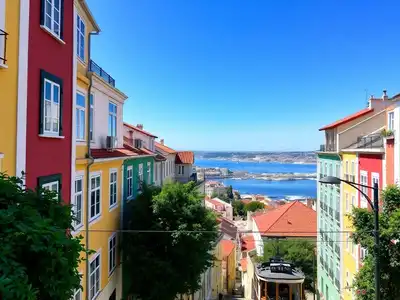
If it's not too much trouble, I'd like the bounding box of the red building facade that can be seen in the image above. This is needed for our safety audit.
[25,0,74,203]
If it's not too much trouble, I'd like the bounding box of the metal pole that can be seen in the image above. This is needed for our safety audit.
[373,182,380,300]
[313,251,316,300]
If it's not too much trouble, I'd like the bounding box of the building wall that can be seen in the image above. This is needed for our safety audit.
[124,126,155,151]
[123,156,154,200]
[386,139,395,185]
[25,0,74,202]
[223,247,236,295]
[317,154,341,300]
[0,0,20,176]
[341,153,358,300]
[175,163,193,183]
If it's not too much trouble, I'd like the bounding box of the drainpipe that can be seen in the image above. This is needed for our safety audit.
[85,31,99,300]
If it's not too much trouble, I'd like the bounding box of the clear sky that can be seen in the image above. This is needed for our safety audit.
[87,0,400,152]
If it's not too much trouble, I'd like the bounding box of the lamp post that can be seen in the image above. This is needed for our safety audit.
[319,176,380,300]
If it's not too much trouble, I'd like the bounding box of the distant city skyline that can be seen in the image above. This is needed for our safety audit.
[87,0,400,151]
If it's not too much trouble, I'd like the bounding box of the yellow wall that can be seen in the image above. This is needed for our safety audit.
[226,248,236,294]
[0,0,20,176]
[341,153,358,300]
[212,241,223,299]
[74,159,123,299]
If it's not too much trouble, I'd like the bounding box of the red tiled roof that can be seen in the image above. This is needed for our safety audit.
[221,240,235,257]
[123,143,151,156]
[206,198,225,209]
[241,234,255,252]
[319,108,374,131]
[91,148,139,159]
[252,201,317,237]
[124,122,158,138]
[175,151,194,164]
[155,142,176,154]
[240,258,248,272]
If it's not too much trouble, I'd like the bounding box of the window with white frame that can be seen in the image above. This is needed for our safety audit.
[154,163,158,182]
[109,233,117,274]
[147,162,151,183]
[109,170,117,208]
[345,161,349,180]
[73,288,82,300]
[360,247,368,261]
[388,111,395,131]
[127,166,133,198]
[360,172,368,208]
[108,102,117,137]
[89,253,101,300]
[74,176,83,229]
[89,93,94,141]
[345,193,349,212]
[90,174,101,220]
[76,92,85,140]
[42,0,62,38]
[351,194,355,208]
[76,15,85,61]
[351,161,355,182]
[43,78,61,135]
[138,163,143,191]
[372,173,379,188]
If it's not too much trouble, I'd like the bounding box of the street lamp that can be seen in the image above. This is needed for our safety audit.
[319,176,380,300]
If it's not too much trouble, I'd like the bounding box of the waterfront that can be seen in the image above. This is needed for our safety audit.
[196,158,317,199]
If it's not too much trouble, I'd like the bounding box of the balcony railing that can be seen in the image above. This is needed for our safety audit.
[329,269,334,279]
[0,29,8,65]
[335,244,340,256]
[346,133,384,150]
[335,278,340,290]
[319,144,336,152]
[328,238,333,249]
[89,60,116,87]
[335,211,340,222]
[329,207,333,217]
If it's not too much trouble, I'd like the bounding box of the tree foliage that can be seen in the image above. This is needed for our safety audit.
[350,185,400,299]
[244,201,265,212]
[261,239,316,291]
[233,200,245,217]
[226,185,234,200]
[0,174,87,300]
[122,181,219,300]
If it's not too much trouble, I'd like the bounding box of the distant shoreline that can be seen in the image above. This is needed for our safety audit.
[196,157,317,165]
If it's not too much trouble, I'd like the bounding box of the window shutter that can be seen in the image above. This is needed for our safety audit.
[59,84,64,136]
[39,70,45,134]
[40,0,45,26]
[60,0,65,40]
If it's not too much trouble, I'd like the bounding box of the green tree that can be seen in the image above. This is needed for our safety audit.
[261,239,316,291]
[244,201,265,212]
[227,185,234,200]
[233,200,245,217]
[350,185,400,299]
[122,182,219,300]
[0,173,87,300]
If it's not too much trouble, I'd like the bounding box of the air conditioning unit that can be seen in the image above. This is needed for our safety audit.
[134,139,142,149]
[106,136,117,150]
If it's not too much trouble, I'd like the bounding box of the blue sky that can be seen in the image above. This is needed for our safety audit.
[87,0,400,151]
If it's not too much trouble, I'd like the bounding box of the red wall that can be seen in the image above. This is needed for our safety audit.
[25,0,74,203]
[386,139,395,185]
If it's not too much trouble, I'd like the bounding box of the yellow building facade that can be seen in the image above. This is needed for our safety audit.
[0,0,22,175]
[341,152,358,300]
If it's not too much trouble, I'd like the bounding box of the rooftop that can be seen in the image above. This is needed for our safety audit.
[221,240,235,257]
[240,234,256,252]
[124,122,158,138]
[155,141,176,154]
[175,151,194,164]
[319,108,374,131]
[91,148,138,159]
[252,201,317,237]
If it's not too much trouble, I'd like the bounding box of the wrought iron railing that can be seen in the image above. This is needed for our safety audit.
[329,207,333,217]
[335,210,340,222]
[89,60,116,87]
[346,133,384,150]
[319,144,336,152]
[0,29,8,65]
[335,278,340,290]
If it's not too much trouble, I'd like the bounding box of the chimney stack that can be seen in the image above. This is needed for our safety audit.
[160,139,164,145]
[137,124,143,130]
[382,90,388,101]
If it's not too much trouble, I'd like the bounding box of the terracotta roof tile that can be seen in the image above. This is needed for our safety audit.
[155,142,176,154]
[252,201,317,237]
[91,148,139,159]
[175,151,194,164]
[123,122,158,138]
[221,240,235,257]
[319,108,374,131]
[241,234,255,252]
[240,258,248,272]
[206,198,225,209]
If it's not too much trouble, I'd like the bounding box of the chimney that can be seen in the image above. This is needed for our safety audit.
[160,139,164,145]
[137,124,143,130]
[382,90,388,101]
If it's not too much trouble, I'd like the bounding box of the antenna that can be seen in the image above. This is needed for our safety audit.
[365,89,369,107]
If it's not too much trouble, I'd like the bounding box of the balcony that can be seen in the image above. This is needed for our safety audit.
[328,238,333,249]
[335,278,340,290]
[344,133,384,152]
[89,60,116,87]
[319,144,336,152]
[329,269,334,279]
[0,29,8,66]
[329,207,333,217]
[335,244,340,256]
[335,211,340,222]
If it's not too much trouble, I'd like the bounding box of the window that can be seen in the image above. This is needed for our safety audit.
[108,102,117,137]
[346,233,350,251]
[109,170,117,208]
[178,165,184,175]
[361,247,368,261]
[336,164,340,178]
[40,70,63,136]
[345,161,349,180]
[109,233,117,275]
[345,193,349,212]
[138,163,143,191]
[388,111,395,131]
[351,161,355,182]
[154,163,158,182]
[89,253,101,300]
[147,162,151,183]
[73,288,82,300]
[372,173,379,188]
[76,92,85,140]
[90,174,101,221]
[127,166,133,199]
[74,176,83,229]
[89,93,94,141]
[351,194,355,208]
[346,271,350,288]
[38,174,61,200]
[360,172,368,208]
[42,181,59,193]
[76,15,85,61]
[41,0,63,38]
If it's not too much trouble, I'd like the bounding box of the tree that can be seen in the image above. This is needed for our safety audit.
[0,173,87,300]
[232,200,245,217]
[244,201,265,212]
[226,185,234,200]
[122,181,219,300]
[350,185,400,299]
[261,239,316,291]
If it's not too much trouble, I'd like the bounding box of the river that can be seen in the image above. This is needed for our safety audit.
[195,158,317,199]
